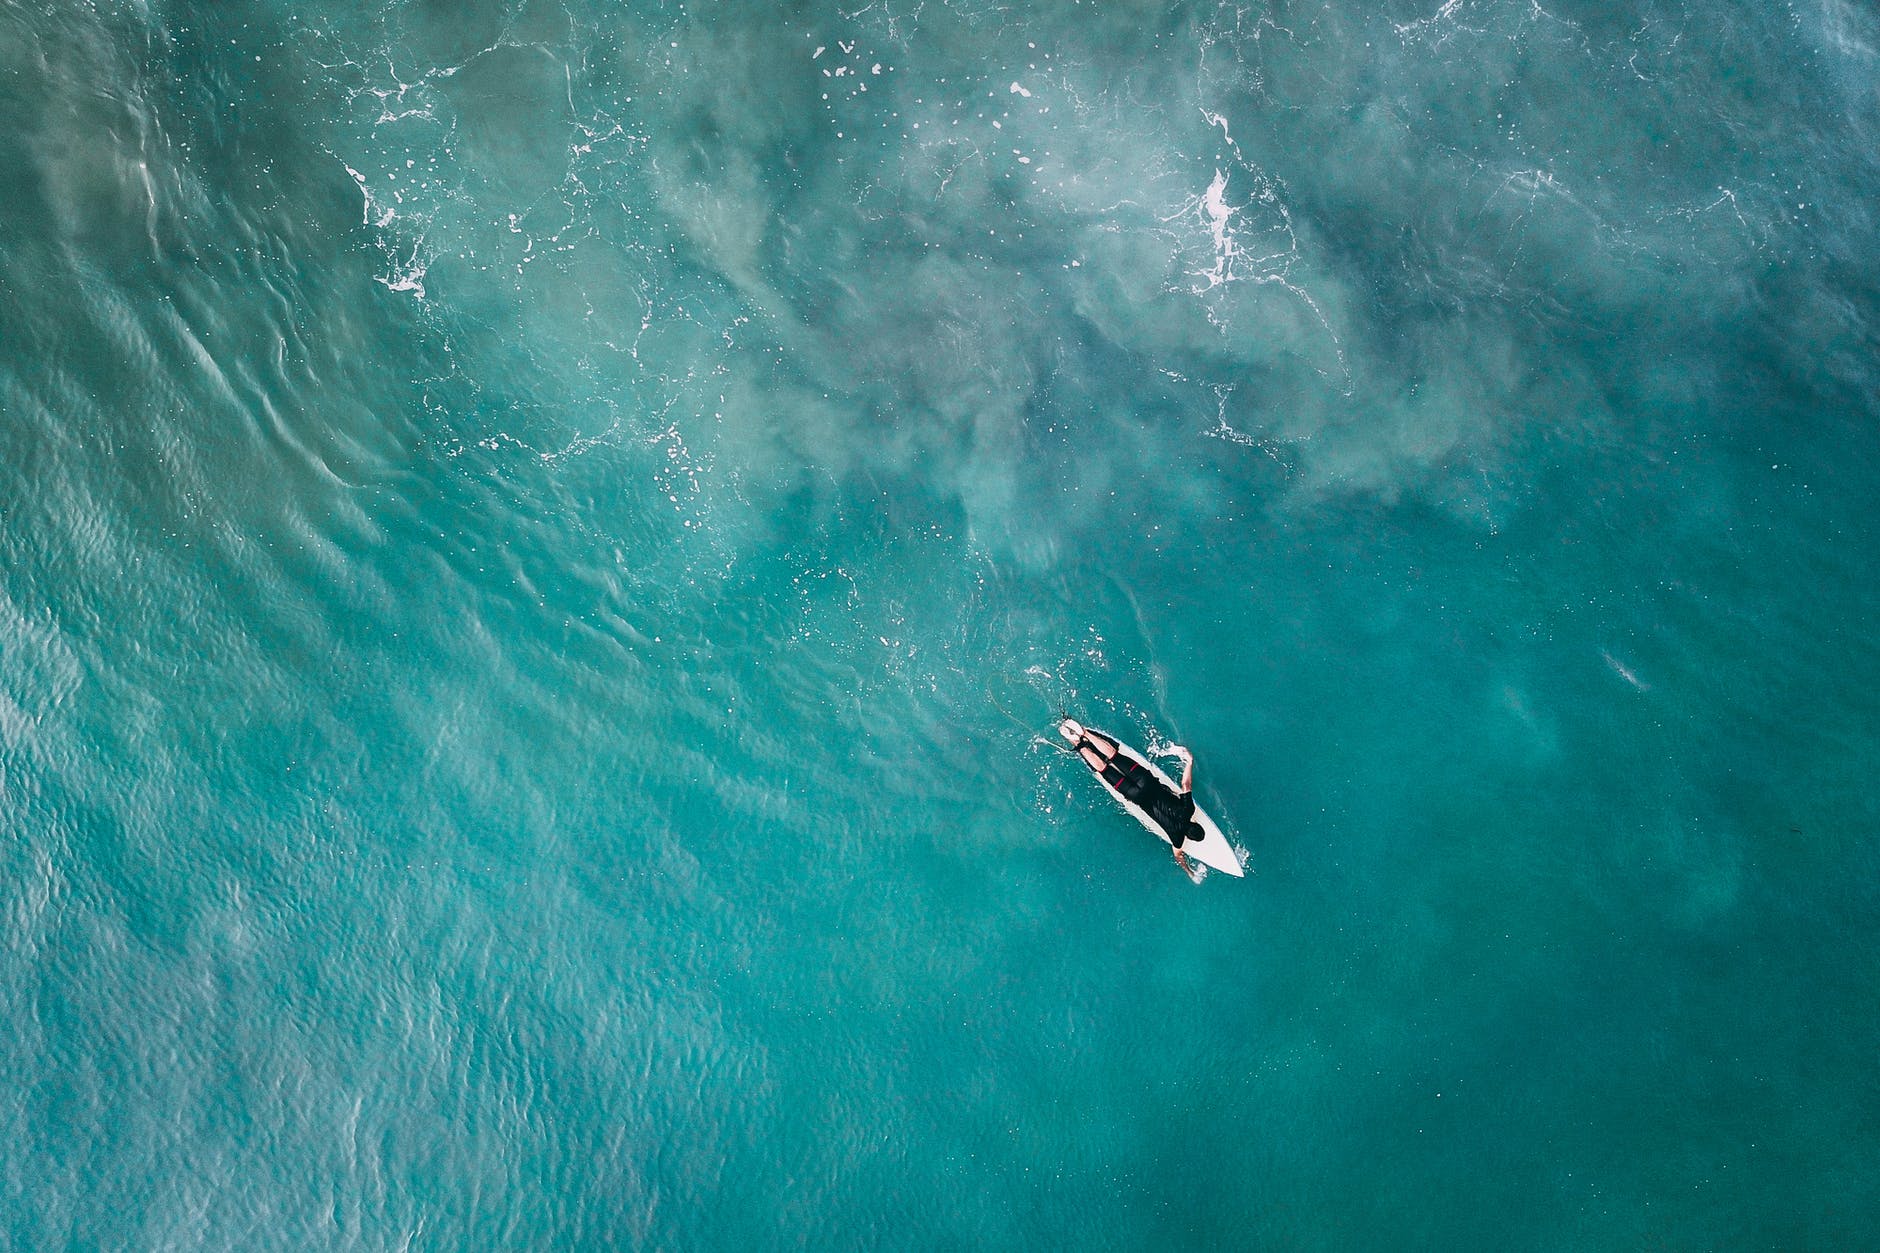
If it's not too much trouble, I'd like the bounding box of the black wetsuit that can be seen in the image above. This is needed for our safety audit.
[1101,756,1204,847]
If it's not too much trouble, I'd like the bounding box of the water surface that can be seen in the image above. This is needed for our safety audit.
[3,0,1878,1247]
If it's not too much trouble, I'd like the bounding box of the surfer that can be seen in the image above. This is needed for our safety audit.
[1059,719,1206,875]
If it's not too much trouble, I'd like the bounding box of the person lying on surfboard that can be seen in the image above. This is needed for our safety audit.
[1058,718,1205,875]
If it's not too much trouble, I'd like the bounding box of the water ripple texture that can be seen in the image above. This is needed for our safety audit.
[3,0,1878,1248]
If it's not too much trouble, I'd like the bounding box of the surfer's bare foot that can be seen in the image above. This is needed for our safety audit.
[1060,719,1121,765]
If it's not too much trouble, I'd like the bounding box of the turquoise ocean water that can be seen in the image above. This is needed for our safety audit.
[4,0,1878,1246]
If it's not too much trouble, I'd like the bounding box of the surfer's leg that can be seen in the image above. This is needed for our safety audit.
[1077,743,1109,771]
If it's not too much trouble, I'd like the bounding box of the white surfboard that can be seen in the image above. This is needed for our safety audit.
[1059,719,1245,878]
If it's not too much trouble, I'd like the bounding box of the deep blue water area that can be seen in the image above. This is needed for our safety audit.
[3,0,1878,1247]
